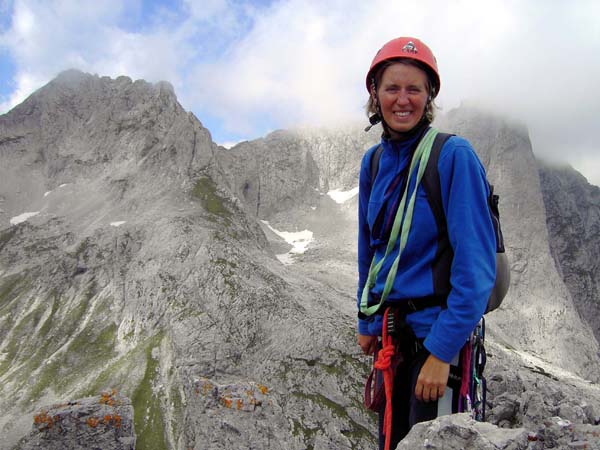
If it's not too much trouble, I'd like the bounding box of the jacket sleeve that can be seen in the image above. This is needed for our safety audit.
[423,137,496,362]
[357,148,378,335]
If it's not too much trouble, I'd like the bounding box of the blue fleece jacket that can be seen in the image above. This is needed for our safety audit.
[357,131,496,363]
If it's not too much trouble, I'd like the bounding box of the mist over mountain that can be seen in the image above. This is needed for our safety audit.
[1,70,599,450]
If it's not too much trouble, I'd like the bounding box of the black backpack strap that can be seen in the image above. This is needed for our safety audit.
[488,185,505,253]
[422,132,454,296]
[370,144,384,184]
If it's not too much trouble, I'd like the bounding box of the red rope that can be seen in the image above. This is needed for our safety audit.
[374,308,395,450]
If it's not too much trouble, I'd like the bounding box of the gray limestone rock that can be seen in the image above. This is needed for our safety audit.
[218,130,322,218]
[2,70,600,450]
[538,161,600,343]
[437,107,600,383]
[396,413,531,450]
[13,391,135,450]
[397,413,600,450]
[0,70,375,450]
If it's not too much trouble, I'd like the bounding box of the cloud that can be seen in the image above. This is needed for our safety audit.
[1,0,599,183]
[186,0,600,182]
[0,0,189,109]
[186,0,376,135]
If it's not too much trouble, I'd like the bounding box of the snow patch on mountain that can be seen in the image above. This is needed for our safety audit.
[10,211,40,225]
[327,187,359,204]
[261,220,313,265]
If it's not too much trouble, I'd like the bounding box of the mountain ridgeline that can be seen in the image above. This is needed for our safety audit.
[1,70,599,449]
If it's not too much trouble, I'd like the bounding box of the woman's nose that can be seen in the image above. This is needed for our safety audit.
[395,91,409,105]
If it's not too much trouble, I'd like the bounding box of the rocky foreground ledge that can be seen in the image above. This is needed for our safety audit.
[11,391,600,450]
[398,413,600,450]
[13,391,135,450]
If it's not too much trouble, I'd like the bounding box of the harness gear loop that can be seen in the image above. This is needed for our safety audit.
[374,308,396,450]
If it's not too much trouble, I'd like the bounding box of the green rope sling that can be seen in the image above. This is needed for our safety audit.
[360,127,439,316]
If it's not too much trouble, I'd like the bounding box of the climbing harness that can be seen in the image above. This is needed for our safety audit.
[364,306,422,450]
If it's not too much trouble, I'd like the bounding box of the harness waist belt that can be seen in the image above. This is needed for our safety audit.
[358,295,447,320]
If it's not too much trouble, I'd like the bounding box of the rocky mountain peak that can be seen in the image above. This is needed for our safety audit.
[1,72,600,450]
[0,70,220,232]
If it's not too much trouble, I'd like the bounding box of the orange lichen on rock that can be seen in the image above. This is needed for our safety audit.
[220,396,233,408]
[100,414,122,428]
[99,389,119,406]
[33,411,60,430]
[86,417,99,428]
[236,399,243,410]
[201,381,213,396]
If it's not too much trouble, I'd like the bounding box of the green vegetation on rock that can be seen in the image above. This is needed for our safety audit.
[27,322,118,402]
[192,177,232,221]
[292,391,374,447]
[0,274,28,310]
[132,333,169,450]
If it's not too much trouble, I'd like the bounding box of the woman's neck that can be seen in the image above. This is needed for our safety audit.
[385,119,429,142]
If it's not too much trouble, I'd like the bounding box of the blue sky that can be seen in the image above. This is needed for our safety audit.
[1,0,600,184]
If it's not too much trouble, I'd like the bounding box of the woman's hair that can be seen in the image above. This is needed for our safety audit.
[365,58,438,124]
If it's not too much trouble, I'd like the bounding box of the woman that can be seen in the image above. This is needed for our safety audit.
[357,37,496,449]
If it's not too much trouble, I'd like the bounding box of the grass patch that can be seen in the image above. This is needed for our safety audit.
[290,417,321,449]
[26,322,118,402]
[169,385,184,440]
[132,333,168,450]
[0,274,27,310]
[1,301,46,363]
[78,338,146,399]
[192,177,232,220]
[292,391,374,444]
[74,237,91,257]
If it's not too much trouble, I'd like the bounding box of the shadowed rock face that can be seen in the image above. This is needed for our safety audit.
[538,162,600,343]
[1,70,599,450]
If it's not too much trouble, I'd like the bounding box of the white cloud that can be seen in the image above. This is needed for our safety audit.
[570,153,600,187]
[185,0,600,183]
[0,0,188,111]
[1,0,599,184]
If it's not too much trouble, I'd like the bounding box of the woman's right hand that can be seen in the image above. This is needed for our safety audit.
[357,334,378,355]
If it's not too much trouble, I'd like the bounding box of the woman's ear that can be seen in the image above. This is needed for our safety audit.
[370,80,378,105]
[371,92,379,108]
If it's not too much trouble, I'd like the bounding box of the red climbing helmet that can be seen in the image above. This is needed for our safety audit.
[366,37,440,97]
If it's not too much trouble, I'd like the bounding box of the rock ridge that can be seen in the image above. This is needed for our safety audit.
[1,71,600,450]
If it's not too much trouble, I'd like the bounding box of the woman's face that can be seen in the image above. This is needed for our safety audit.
[375,62,429,135]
